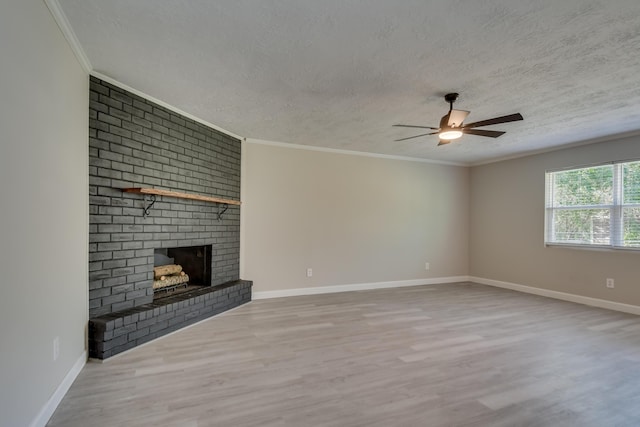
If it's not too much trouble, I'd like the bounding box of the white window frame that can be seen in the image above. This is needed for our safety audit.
[545,159,640,251]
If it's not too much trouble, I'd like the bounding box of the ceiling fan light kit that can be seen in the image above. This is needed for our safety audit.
[439,129,463,140]
[394,92,523,146]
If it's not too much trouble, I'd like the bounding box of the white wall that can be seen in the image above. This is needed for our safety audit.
[0,1,88,426]
[242,142,469,293]
[470,135,640,306]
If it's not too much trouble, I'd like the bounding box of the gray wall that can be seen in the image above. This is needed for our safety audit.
[470,135,640,306]
[0,1,89,426]
[89,78,241,317]
[242,142,470,292]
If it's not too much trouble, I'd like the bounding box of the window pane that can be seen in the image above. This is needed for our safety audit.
[552,165,613,207]
[623,207,640,247]
[552,209,610,244]
[623,161,640,204]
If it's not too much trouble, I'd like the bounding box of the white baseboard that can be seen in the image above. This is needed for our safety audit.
[470,276,640,316]
[253,275,640,316]
[30,351,86,427]
[252,276,470,299]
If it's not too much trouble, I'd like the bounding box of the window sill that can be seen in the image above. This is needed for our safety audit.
[545,242,640,253]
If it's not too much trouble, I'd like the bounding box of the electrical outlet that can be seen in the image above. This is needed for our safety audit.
[306,268,313,277]
[53,337,60,361]
[606,278,615,289]
[425,262,430,271]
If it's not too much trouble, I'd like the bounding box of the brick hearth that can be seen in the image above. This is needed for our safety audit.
[89,280,251,359]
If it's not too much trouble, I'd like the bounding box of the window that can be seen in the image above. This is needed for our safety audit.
[545,160,640,249]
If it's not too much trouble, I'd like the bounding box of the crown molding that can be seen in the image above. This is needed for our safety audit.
[43,0,244,141]
[92,72,245,141]
[246,138,468,166]
[470,129,640,167]
[44,0,92,73]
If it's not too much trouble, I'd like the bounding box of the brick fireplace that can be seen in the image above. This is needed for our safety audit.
[88,77,251,359]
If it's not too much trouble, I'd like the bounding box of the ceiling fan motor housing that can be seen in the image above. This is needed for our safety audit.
[444,93,459,104]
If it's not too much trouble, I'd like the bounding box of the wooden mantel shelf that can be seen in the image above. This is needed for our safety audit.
[122,188,241,205]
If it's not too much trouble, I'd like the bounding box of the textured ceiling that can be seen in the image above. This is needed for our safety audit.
[58,0,640,164]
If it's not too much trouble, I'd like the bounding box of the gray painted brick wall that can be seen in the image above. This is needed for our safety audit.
[89,77,241,317]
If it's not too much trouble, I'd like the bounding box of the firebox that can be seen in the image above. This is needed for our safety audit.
[153,245,212,299]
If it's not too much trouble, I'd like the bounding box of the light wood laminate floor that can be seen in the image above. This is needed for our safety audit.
[49,282,640,426]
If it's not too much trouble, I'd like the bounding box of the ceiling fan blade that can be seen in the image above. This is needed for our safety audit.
[393,124,439,130]
[462,113,523,129]
[395,132,439,142]
[437,140,451,146]
[463,129,506,138]
[447,109,470,127]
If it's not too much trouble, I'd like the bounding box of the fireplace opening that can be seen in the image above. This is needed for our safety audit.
[153,245,212,300]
